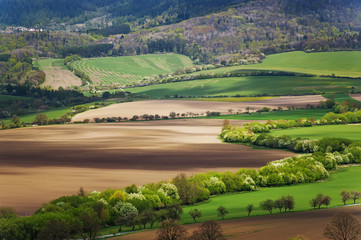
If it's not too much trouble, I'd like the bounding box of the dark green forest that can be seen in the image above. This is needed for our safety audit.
[2,0,357,28]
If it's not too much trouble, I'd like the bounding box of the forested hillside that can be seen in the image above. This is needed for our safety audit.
[0,0,241,28]
[111,0,361,63]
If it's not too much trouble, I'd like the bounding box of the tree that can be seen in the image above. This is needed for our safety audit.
[156,220,188,240]
[283,195,295,212]
[351,191,361,204]
[114,202,138,231]
[217,206,228,220]
[172,173,210,205]
[141,209,158,229]
[322,196,332,208]
[246,204,254,217]
[33,113,49,125]
[0,207,16,219]
[310,193,325,209]
[10,114,21,128]
[324,211,361,240]
[260,199,274,214]
[79,209,101,240]
[189,209,202,223]
[191,220,225,240]
[37,218,72,240]
[340,191,351,205]
[274,199,284,213]
[309,198,319,209]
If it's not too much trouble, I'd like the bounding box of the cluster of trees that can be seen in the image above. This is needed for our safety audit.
[309,194,332,209]
[260,196,295,214]
[0,52,45,87]
[0,83,101,120]
[88,24,131,37]
[59,43,114,58]
[64,54,92,86]
[92,111,209,123]
[340,190,361,205]
[156,219,225,240]
[0,32,95,58]
[221,110,361,154]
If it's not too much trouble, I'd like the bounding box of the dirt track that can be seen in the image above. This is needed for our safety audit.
[113,206,361,240]
[0,119,294,215]
[72,95,326,122]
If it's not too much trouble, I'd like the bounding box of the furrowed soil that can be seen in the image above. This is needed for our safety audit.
[112,206,361,240]
[72,95,325,122]
[0,119,294,215]
[41,66,82,89]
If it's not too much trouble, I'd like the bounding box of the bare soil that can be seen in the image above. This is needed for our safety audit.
[41,66,82,89]
[112,206,361,240]
[72,95,326,122]
[350,94,361,102]
[0,119,294,215]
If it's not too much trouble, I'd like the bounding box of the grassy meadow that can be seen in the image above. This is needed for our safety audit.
[34,58,68,70]
[128,75,361,98]
[204,109,331,121]
[181,166,361,224]
[189,51,361,78]
[70,54,193,85]
[271,125,361,142]
[0,94,31,102]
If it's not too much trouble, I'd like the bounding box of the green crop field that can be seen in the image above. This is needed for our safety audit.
[181,166,361,224]
[70,54,193,85]
[128,75,361,98]
[191,51,361,78]
[324,93,361,104]
[204,109,331,121]
[270,125,361,142]
[34,59,67,70]
[3,107,72,124]
[0,94,31,102]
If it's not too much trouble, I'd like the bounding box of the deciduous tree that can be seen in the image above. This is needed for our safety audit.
[324,211,361,240]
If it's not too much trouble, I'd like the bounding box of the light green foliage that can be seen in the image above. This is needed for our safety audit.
[204,177,226,195]
[182,166,361,223]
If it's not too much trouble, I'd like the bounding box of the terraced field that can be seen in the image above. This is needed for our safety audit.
[70,54,193,85]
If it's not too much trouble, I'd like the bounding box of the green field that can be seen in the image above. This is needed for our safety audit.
[128,75,361,98]
[181,166,361,224]
[204,109,331,121]
[70,54,193,85]
[324,93,361,104]
[34,58,68,70]
[271,124,361,142]
[3,107,72,124]
[0,94,31,102]
[191,51,361,78]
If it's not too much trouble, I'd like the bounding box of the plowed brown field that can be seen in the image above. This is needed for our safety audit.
[112,206,361,240]
[72,95,326,122]
[0,119,294,215]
